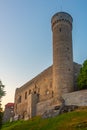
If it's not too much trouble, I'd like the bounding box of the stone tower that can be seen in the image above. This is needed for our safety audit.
[51,12,73,103]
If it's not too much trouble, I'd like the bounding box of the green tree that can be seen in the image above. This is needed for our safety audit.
[77,59,87,89]
[0,81,6,129]
[0,81,6,110]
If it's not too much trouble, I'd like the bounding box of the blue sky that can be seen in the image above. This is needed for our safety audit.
[0,0,87,108]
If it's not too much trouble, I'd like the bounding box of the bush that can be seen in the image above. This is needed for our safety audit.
[0,111,3,129]
[77,59,87,89]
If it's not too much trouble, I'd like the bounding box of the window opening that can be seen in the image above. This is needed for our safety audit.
[59,28,61,32]
[25,92,27,99]
[18,96,22,103]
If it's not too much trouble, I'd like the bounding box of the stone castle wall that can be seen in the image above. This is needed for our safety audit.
[63,90,87,106]
[14,66,53,117]
[14,62,81,117]
[14,12,82,119]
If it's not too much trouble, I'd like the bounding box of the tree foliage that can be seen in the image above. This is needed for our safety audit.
[0,81,6,128]
[77,59,87,89]
[0,111,3,129]
[0,81,5,99]
[0,81,6,110]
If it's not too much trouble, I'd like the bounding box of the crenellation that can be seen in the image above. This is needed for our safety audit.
[51,12,73,31]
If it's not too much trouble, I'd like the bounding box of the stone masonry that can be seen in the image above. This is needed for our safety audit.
[14,12,82,120]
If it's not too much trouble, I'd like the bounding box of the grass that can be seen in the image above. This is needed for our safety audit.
[1,107,87,130]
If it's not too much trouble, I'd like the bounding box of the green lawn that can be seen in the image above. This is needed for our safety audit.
[1,107,87,130]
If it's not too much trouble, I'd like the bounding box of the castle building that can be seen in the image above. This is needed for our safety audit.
[3,103,14,123]
[52,12,73,100]
[14,12,81,119]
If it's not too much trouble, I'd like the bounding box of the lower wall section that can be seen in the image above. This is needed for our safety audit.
[62,90,87,106]
[36,98,54,115]
[36,97,61,115]
[37,90,87,116]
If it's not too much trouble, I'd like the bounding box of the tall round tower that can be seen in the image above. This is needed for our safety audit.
[51,12,73,103]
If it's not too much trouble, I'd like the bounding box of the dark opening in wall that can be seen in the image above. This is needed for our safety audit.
[18,96,22,103]
[67,47,69,50]
[25,92,27,99]
[59,28,61,32]
[29,90,31,95]
[34,91,36,94]
[68,68,71,71]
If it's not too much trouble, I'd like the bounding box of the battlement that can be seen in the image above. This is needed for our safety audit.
[51,12,73,30]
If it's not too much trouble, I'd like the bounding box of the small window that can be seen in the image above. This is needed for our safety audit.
[18,96,22,103]
[59,28,61,32]
[29,90,31,95]
[67,47,69,50]
[68,68,71,71]
[25,92,27,99]
[52,91,54,97]
[34,91,36,94]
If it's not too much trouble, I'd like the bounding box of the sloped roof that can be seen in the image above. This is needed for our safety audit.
[5,103,14,108]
